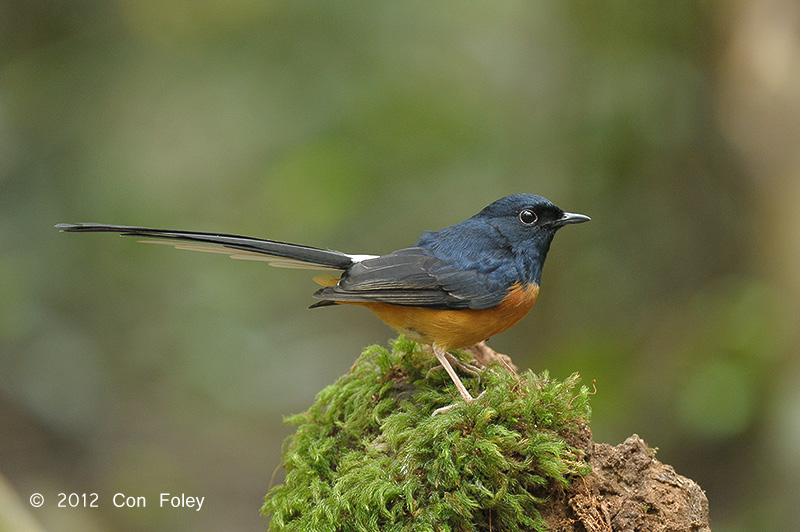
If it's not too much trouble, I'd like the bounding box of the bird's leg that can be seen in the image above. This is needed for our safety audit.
[432,344,474,404]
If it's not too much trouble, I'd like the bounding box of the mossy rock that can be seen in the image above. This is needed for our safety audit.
[263,337,593,531]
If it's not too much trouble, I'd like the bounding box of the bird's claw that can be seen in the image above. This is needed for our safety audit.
[431,390,487,416]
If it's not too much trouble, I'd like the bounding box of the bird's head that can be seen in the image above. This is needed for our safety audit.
[416,193,589,284]
[472,193,590,282]
[476,193,590,245]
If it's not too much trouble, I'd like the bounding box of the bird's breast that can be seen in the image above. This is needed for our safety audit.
[355,281,539,350]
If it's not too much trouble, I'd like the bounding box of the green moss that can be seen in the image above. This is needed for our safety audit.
[262,337,592,531]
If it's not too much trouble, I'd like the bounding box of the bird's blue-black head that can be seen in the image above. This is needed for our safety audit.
[416,194,590,286]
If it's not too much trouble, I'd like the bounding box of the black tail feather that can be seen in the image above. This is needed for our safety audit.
[55,223,356,270]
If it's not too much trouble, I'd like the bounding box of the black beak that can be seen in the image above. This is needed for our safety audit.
[550,211,591,228]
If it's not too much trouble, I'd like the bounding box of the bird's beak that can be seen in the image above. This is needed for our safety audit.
[551,211,591,227]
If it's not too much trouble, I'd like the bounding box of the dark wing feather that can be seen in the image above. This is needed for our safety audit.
[312,248,507,310]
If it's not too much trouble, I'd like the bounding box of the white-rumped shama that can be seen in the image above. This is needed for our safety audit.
[57,194,589,410]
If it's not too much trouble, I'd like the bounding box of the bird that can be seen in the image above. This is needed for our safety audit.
[56,194,589,411]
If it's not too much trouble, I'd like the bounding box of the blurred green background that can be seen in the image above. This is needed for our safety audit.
[2,1,799,531]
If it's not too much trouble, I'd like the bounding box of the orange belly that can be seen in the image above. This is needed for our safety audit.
[352,282,539,350]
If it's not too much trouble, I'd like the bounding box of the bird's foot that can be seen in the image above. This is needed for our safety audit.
[426,352,482,380]
[444,352,482,379]
[431,390,486,416]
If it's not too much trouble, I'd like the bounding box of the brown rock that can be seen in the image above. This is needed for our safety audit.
[544,431,710,532]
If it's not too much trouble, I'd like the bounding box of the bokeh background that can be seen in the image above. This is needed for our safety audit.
[2,2,799,531]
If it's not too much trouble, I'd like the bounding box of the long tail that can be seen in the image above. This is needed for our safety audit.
[55,223,373,271]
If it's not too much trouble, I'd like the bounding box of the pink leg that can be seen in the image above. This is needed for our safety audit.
[432,343,474,403]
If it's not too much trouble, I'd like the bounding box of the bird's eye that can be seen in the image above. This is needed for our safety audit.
[519,209,538,225]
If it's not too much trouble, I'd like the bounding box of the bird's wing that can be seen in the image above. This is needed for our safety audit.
[311,248,507,310]
[55,223,374,271]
